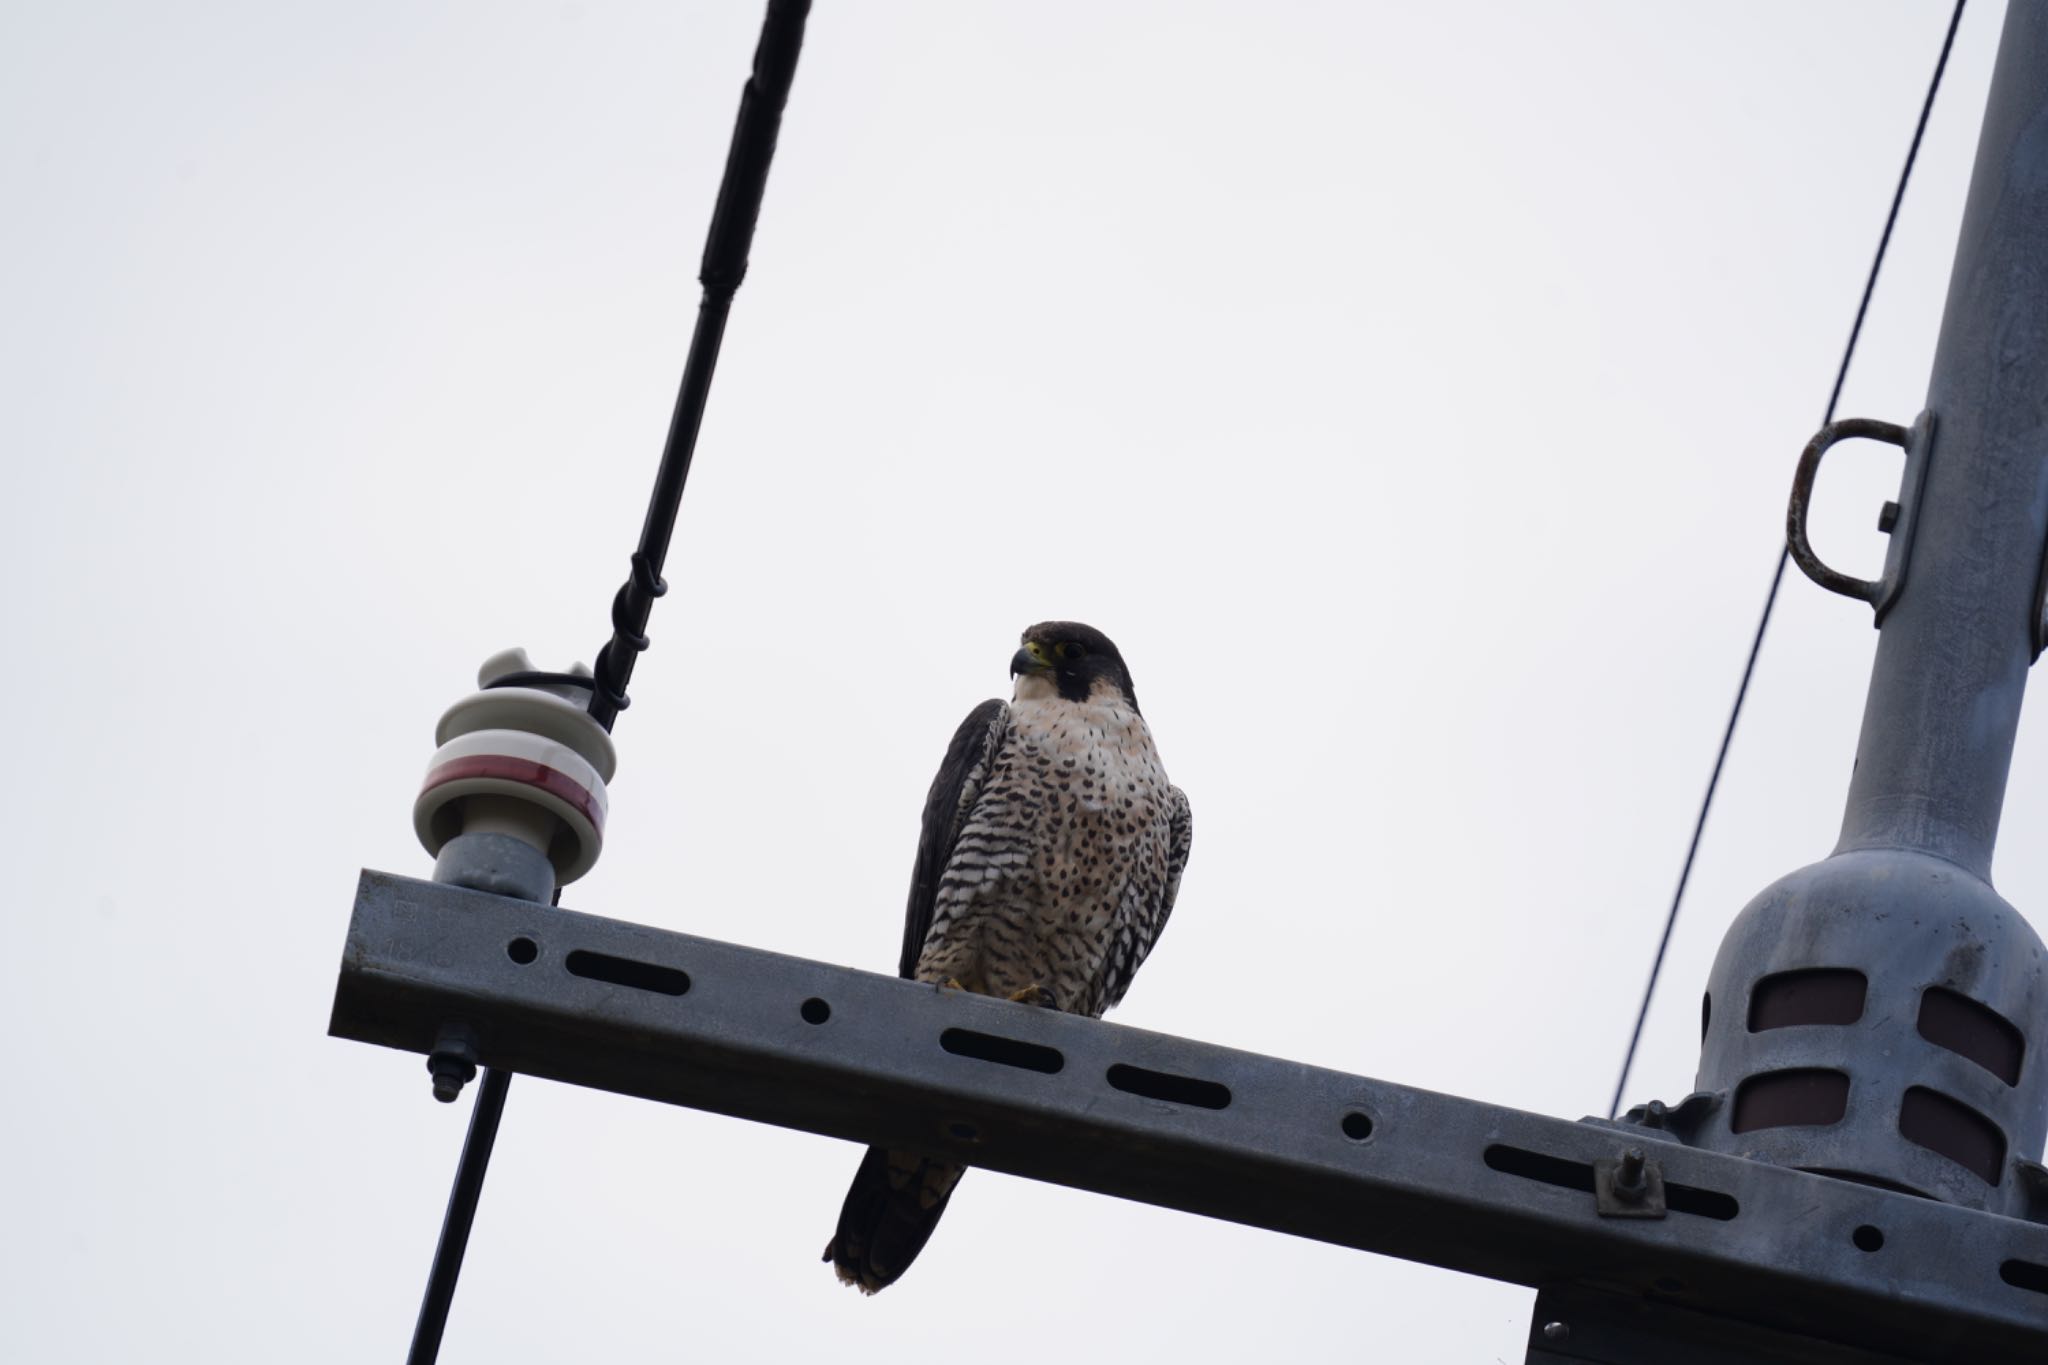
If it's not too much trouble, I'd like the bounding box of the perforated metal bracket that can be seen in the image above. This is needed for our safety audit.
[330,870,2048,1363]
[1787,410,1936,626]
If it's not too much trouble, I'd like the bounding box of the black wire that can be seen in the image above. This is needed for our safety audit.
[1606,0,1967,1122]
[403,6,813,1362]
[587,0,813,732]
[407,1067,512,1365]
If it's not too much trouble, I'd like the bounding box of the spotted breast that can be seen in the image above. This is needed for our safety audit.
[915,686,1184,1016]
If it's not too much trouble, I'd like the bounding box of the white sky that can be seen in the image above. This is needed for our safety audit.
[1,2,2030,1361]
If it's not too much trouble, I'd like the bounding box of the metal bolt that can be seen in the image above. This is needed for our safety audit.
[1614,1146,1648,1201]
[1878,500,1901,533]
[427,1022,479,1103]
[1542,1320,1570,1343]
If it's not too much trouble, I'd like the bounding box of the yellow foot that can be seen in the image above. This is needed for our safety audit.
[939,977,968,992]
[1006,984,1059,1009]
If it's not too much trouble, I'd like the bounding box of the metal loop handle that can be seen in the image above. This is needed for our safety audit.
[1787,417,1914,607]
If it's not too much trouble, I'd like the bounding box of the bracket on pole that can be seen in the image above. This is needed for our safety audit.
[329,871,2048,1364]
[1786,410,1935,625]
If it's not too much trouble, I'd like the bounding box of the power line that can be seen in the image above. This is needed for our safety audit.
[405,5,813,1362]
[587,0,813,732]
[1606,0,1968,1122]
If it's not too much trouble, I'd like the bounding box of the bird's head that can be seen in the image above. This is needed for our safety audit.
[1010,621,1140,713]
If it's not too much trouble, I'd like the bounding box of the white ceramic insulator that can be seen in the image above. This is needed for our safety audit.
[414,651,619,884]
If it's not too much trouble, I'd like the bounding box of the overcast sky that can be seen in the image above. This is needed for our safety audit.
[0,2,2027,1361]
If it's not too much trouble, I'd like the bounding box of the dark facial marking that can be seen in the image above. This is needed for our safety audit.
[1019,621,1140,714]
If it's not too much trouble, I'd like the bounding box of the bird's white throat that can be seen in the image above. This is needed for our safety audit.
[1011,673,1058,703]
[1011,674,1135,705]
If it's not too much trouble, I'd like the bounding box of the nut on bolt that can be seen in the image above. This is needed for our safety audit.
[1594,1144,1666,1217]
[427,1023,479,1103]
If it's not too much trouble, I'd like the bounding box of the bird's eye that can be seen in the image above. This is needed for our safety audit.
[1057,642,1083,662]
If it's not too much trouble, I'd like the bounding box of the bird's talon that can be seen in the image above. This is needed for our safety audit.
[1006,984,1059,1009]
[938,978,968,993]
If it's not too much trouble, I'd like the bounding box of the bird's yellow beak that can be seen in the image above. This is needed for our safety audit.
[1010,641,1054,677]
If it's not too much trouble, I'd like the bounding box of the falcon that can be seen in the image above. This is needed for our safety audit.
[824,621,1193,1293]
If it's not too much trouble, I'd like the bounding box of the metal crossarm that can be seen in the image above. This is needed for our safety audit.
[330,871,2048,1364]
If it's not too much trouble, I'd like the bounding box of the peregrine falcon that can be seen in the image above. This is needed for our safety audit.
[824,621,1193,1293]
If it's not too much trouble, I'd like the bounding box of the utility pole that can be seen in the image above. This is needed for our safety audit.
[332,6,2048,1361]
[1719,0,2048,1224]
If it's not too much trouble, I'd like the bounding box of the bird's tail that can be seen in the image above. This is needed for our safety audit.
[823,1144,966,1294]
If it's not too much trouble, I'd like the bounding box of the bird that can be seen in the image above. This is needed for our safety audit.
[824,621,1193,1294]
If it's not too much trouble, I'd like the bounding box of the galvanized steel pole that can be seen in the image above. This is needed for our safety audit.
[1834,3,2048,879]
[1691,2,2048,1221]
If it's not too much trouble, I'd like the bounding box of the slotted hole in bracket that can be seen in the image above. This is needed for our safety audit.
[2002,1259,2048,1296]
[1664,1182,1738,1221]
[1484,1144,1594,1193]
[564,949,690,997]
[939,1028,1063,1074]
[1105,1063,1230,1110]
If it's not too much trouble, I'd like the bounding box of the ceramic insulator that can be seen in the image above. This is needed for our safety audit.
[414,650,620,885]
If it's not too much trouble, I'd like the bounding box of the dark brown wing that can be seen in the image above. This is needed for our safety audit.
[898,698,1008,978]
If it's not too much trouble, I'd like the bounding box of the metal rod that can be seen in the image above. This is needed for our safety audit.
[406,1067,512,1365]
[588,0,812,731]
[1835,0,2048,880]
